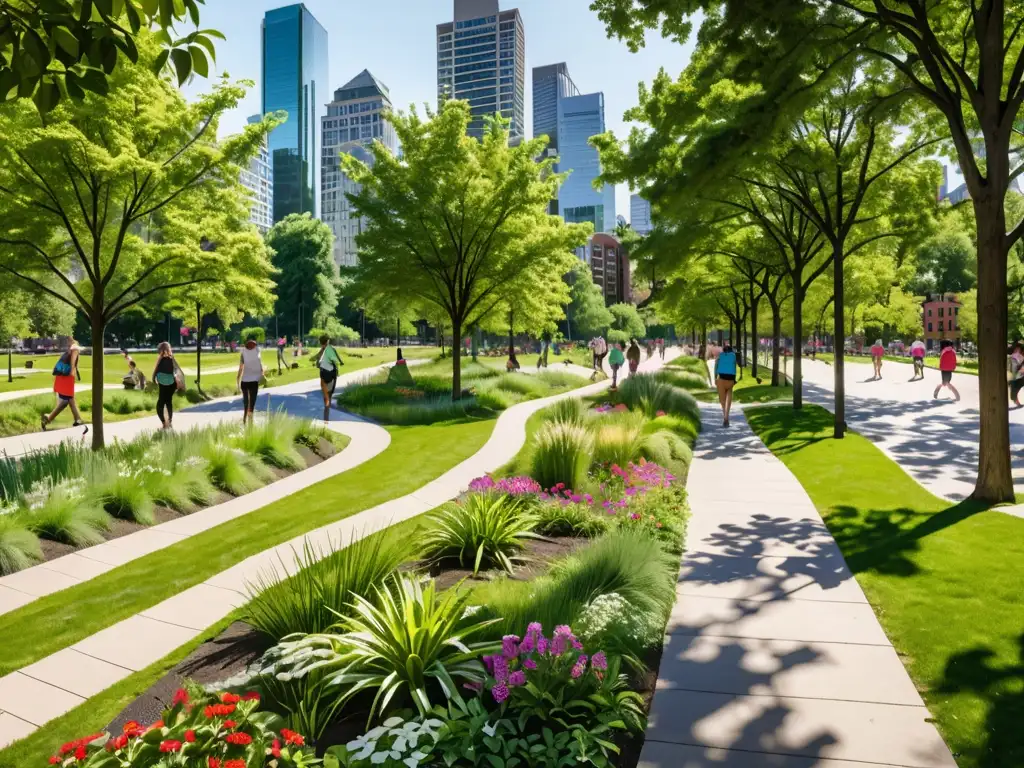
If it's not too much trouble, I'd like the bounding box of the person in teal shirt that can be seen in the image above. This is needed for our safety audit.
[608,342,626,390]
[714,344,738,427]
[314,334,344,419]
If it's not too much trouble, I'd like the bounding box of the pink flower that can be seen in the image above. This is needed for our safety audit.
[631,512,641,520]
[592,651,608,671]
[571,656,589,678]
[492,683,510,703]
[482,655,495,674]
[537,637,549,655]
[656,410,667,417]
[493,655,510,683]
[502,635,520,659]
[524,658,538,670]
[509,670,527,687]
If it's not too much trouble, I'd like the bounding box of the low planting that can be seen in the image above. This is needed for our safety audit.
[0,415,343,576]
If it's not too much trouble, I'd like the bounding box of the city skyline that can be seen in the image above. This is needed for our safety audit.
[182,0,696,224]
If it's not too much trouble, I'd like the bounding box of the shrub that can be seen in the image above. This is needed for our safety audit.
[616,373,701,424]
[591,411,648,468]
[533,500,609,538]
[92,470,155,525]
[259,575,500,724]
[353,396,475,426]
[0,511,42,575]
[542,397,588,428]
[423,493,543,576]
[236,412,304,470]
[0,442,87,503]
[202,443,267,496]
[656,368,708,390]
[473,386,515,412]
[246,531,414,640]
[530,421,592,492]
[103,390,156,415]
[640,429,694,473]
[667,355,709,375]
[21,480,110,546]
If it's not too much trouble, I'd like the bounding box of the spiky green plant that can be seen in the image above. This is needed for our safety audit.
[202,443,266,496]
[0,512,42,575]
[591,411,648,468]
[21,483,110,546]
[530,421,593,492]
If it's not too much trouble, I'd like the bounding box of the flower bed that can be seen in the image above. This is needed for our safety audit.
[0,413,342,576]
[40,378,699,767]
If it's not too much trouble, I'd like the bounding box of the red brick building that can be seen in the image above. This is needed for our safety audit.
[923,293,962,350]
[583,233,632,305]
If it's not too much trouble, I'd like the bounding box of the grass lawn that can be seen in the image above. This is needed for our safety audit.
[0,514,437,768]
[814,352,980,376]
[0,417,494,678]
[746,404,1024,768]
[693,366,793,405]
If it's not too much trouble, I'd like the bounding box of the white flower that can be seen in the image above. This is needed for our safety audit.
[382,717,404,728]
[481,722,497,738]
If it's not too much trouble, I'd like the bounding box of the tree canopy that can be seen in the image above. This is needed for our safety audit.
[266,213,338,340]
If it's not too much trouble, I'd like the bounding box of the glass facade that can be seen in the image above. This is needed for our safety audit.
[630,193,652,235]
[437,1,525,141]
[262,3,328,223]
[532,63,579,154]
[240,115,274,234]
[558,92,616,233]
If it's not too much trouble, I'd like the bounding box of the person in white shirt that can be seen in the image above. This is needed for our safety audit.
[236,334,265,425]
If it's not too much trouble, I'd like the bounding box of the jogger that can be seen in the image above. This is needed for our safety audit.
[715,343,738,427]
[933,340,961,402]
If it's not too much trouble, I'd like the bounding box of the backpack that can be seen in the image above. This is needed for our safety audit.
[52,352,72,377]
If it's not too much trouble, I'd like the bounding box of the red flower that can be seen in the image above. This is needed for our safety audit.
[271,738,282,758]
[222,720,237,729]
[225,761,246,768]
[74,746,87,760]
[240,692,261,701]
[184,730,196,743]
[148,720,164,731]
[159,740,183,753]
[111,734,128,750]
[48,758,59,765]
[208,759,221,768]
[280,728,305,746]
[203,703,236,718]
[220,692,241,704]
[123,721,144,737]
[225,732,252,746]
[172,688,190,706]
[60,742,75,755]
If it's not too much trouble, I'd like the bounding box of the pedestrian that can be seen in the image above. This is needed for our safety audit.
[870,338,885,380]
[646,339,655,360]
[1009,341,1024,408]
[609,341,626,390]
[934,340,961,402]
[506,350,521,372]
[151,341,182,429]
[236,333,265,425]
[715,343,738,427]
[626,338,642,377]
[313,333,344,419]
[277,336,287,371]
[589,336,607,380]
[910,338,926,381]
[41,338,86,432]
[657,338,665,360]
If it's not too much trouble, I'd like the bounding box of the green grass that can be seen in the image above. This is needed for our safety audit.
[746,404,1024,768]
[0,418,495,678]
[692,365,793,405]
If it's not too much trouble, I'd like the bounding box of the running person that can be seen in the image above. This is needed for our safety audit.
[151,341,180,429]
[41,339,86,432]
[933,340,961,402]
[870,338,885,380]
[609,342,625,390]
[909,338,926,381]
[715,343,738,427]
[237,334,264,424]
[313,334,343,418]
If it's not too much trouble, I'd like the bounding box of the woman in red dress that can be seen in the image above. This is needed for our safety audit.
[41,339,85,431]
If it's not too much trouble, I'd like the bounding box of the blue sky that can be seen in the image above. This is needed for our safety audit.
[182,0,697,222]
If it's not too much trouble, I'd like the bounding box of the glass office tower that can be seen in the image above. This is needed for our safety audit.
[532,63,579,155]
[262,3,328,222]
[558,92,616,233]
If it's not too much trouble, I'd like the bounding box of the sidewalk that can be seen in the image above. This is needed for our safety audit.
[639,406,956,768]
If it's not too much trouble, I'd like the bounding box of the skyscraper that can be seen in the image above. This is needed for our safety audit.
[630,194,653,235]
[437,0,526,141]
[558,92,616,233]
[532,63,579,155]
[240,115,274,234]
[322,70,398,268]
[261,3,328,223]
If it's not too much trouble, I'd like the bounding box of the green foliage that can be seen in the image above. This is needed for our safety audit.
[608,303,646,340]
[530,421,593,492]
[246,531,414,641]
[656,368,708,390]
[201,443,267,496]
[423,493,543,576]
[543,397,589,428]
[267,213,339,337]
[21,484,109,547]
[591,411,647,468]
[640,429,693,474]
[241,326,267,344]
[235,412,304,470]
[533,501,610,538]
[0,513,42,576]
[568,262,614,338]
[615,374,700,423]
[92,470,155,525]
[261,575,500,724]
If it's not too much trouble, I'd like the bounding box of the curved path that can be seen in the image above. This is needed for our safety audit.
[0,352,677,747]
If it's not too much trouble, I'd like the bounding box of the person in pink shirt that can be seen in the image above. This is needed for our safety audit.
[870,338,885,380]
[933,340,961,402]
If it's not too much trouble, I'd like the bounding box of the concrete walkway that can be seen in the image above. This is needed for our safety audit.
[0,352,676,748]
[639,406,956,768]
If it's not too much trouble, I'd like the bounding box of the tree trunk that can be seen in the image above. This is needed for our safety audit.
[833,247,846,438]
[793,287,803,409]
[973,203,1013,502]
[451,320,462,401]
[195,302,203,392]
[771,302,782,388]
[751,294,760,380]
[91,314,106,450]
[7,347,11,383]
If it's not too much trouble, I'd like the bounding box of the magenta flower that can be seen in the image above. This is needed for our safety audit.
[482,655,495,674]
[502,635,520,659]
[524,658,537,670]
[493,655,510,683]
[509,670,527,687]
[537,637,549,655]
[592,652,608,671]
[631,512,641,520]
[571,656,589,679]
[492,683,509,703]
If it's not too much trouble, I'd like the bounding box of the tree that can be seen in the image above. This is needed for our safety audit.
[0,35,279,448]
[959,288,979,343]
[0,287,31,383]
[592,0,1024,501]
[608,302,646,341]
[267,214,338,341]
[1,0,222,112]
[915,224,977,295]
[567,262,614,339]
[27,294,76,339]
[343,101,587,399]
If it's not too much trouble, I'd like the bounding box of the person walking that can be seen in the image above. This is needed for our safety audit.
[41,339,86,432]
[870,338,885,380]
[313,334,344,419]
[626,339,642,377]
[609,341,626,390]
[151,341,181,429]
[277,336,287,373]
[1009,342,1024,408]
[236,333,265,425]
[657,338,666,360]
[715,343,738,427]
[934,340,961,402]
[909,338,926,381]
[589,336,607,381]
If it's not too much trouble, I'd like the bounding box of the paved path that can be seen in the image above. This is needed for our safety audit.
[799,357,1024,502]
[0,352,676,748]
[639,406,956,768]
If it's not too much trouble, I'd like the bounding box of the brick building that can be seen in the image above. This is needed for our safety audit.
[579,233,631,305]
[923,293,962,349]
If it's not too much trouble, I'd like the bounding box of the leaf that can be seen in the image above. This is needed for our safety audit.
[52,27,80,58]
[34,77,61,112]
[64,71,85,101]
[79,68,109,96]
[153,48,170,75]
[191,33,217,62]
[169,47,192,85]
[188,45,208,78]
[22,29,51,70]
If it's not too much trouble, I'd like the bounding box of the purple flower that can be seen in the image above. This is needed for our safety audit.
[592,652,608,671]
[570,494,582,503]
[631,512,641,520]
[526,622,543,636]
[520,634,535,654]
[482,655,495,674]
[550,633,568,657]
[502,635,520,659]
[571,656,589,679]
[571,637,583,650]
[469,476,497,492]
[509,670,527,687]
[492,683,509,703]
[602,500,612,509]
[537,637,549,655]
[554,625,572,636]
[493,655,510,683]
[584,494,593,504]
[523,658,538,670]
